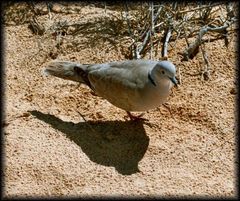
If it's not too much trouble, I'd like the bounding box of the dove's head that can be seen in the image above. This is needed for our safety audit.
[152,60,178,87]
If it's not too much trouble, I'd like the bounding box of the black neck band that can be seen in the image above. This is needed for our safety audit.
[148,72,157,86]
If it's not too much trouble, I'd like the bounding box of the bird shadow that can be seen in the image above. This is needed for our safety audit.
[29,110,149,175]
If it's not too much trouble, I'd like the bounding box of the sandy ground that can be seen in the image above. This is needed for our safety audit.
[3,3,238,199]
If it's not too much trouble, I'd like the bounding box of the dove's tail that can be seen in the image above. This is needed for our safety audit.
[43,60,92,87]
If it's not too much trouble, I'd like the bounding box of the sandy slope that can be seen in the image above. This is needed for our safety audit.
[3,3,237,198]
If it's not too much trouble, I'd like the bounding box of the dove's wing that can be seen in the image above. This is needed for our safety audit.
[87,60,159,111]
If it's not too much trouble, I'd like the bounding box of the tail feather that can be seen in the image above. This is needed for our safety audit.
[43,60,92,88]
[72,65,93,89]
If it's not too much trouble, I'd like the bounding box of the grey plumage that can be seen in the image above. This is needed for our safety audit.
[43,59,177,118]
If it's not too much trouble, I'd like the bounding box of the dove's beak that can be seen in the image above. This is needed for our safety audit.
[170,77,178,87]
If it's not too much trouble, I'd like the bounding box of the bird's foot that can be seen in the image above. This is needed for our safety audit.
[125,111,148,121]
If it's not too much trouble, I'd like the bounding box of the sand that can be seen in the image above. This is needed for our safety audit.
[3,2,237,199]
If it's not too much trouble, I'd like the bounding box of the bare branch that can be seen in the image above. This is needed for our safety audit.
[150,2,154,59]
[178,2,223,14]
[200,43,211,81]
[181,18,237,61]
[137,5,163,58]
[162,27,172,58]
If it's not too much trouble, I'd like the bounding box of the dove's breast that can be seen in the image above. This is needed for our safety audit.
[88,65,173,111]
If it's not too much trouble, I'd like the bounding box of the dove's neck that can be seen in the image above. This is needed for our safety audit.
[150,67,172,90]
[150,66,162,85]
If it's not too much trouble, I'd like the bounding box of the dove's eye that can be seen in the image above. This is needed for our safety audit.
[161,70,165,74]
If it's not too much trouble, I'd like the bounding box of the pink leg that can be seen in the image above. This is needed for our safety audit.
[125,111,147,121]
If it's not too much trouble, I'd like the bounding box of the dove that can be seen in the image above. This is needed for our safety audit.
[43,59,177,120]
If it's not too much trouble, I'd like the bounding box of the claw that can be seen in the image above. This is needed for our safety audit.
[125,111,148,121]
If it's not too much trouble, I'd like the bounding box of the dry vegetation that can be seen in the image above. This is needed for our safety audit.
[3,1,238,198]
